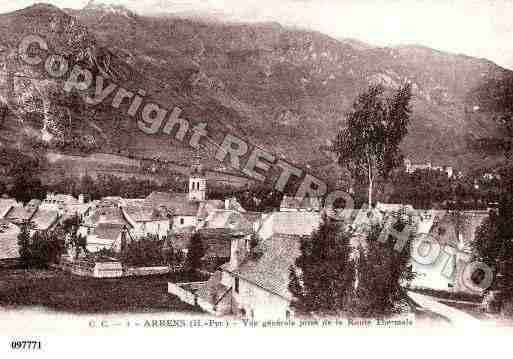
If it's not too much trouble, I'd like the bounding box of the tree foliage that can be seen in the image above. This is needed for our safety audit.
[18,224,65,268]
[120,235,179,267]
[334,84,412,207]
[352,220,414,317]
[289,218,355,316]
[186,232,206,272]
[17,222,31,267]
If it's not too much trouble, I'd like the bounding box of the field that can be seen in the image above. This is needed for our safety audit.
[0,268,204,314]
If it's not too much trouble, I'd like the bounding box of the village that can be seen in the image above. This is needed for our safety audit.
[0,153,496,321]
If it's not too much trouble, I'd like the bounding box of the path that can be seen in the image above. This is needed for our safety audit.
[408,291,481,327]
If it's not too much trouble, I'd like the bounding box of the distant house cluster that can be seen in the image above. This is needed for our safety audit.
[0,193,91,260]
[404,158,454,178]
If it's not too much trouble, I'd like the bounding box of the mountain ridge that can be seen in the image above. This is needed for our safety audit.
[0,3,509,183]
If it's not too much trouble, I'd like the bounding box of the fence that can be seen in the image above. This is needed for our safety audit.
[57,260,184,278]
[124,266,171,277]
[58,260,123,278]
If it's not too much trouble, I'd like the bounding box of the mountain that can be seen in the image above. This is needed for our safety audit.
[0,3,510,185]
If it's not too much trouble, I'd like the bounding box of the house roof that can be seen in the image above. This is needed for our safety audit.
[261,211,321,237]
[427,211,488,250]
[44,194,79,204]
[83,206,129,227]
[280,195,321,210]
[198,228,247,259]
[225,197,246,212]
[31,209,59,231]
[196,271,231,305]
[0,219,20,259]
[146,192,199,216]
[0,198,19,218]
[26,199,41,208]
[375,202,414,213]
[204,210,253,233]
[61,203,93,219]
[225,234,302,300]
[92,223,125,242]
[197,200,225,219]
[5,206,37,224]
[222,231,375,300]
[122,205,167,223]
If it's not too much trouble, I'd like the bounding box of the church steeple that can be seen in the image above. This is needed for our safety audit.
[188,152,206,202]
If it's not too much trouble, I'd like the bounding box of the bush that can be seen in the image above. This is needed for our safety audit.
[18,226,66,269]
[121,235,181,267]
[185,232,205,273]
[351,220,414,317]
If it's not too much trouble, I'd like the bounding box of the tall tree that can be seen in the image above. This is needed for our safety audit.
[289,218,355,316]
[186,232,205,273]
[354,220,414,317]
[334,84,412,207]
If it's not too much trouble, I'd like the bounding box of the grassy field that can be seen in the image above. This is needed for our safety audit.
[0,268,204,314]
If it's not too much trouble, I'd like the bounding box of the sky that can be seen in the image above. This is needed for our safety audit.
[2,0,513,69]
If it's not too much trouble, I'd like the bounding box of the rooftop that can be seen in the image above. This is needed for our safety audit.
[146,192,199,216]
[224,234,303,300]
[261,211,321,237]
[31,209,59,231]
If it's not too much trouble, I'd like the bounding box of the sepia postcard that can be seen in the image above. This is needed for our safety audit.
[1,0,513,356]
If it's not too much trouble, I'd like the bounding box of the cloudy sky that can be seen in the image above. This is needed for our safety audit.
[2,0,513,69]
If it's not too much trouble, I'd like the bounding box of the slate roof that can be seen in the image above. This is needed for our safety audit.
[225,197,246,212]
[262,211,321,237]
[0,219,20,259]
[198,228,245,259]
[61,203,93,220]
[93,223,124,242]
[427,211,488,250]
[146,192,199,216]
[5,206,37,224]
[0,198,19,218]
[375,202,414,213]
[43,194,79,204]
[31,209,59,231]
[197,200,225,219]
[26,199,41,208]
[224,234,302,300]
[82,206,129,227]
[280,195,322,211]
[122,205,167,223]
[196,271,231,305]
[205,210,253,233]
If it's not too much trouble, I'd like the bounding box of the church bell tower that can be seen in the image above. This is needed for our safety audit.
[188,153,206,202]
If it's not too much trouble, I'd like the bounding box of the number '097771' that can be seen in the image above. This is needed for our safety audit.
[11,341,42,350]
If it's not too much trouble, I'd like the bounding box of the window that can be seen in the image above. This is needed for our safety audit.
[180,218,185,225]
[234,277,239,293]
[285,310,291,320]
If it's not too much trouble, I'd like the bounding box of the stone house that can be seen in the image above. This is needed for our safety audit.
[121,205,170,239]
[146,191,199,232]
